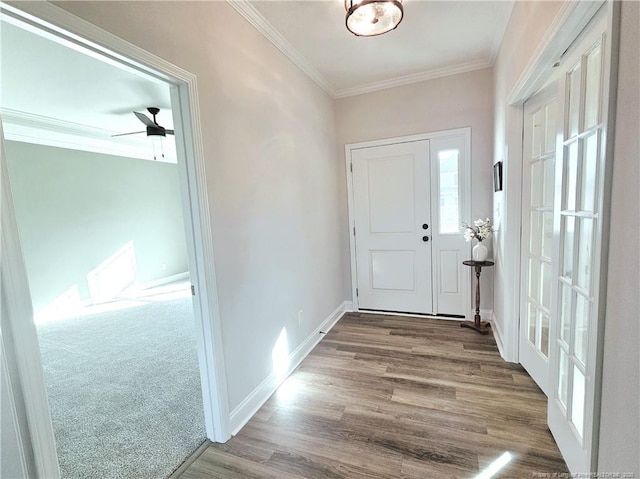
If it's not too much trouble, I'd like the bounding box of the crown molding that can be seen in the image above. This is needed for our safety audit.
[2,108,115,139]
[333,59,492,99]
[1,108,176,163]
[226,0,337,98]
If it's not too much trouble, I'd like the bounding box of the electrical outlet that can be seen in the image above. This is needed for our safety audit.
[298,310,303,326]
[161,263,167,271]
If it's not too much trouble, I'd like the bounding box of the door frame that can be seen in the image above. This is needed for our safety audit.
[0,1,231,475]
[345,128,472,320]
[499,0,605,363]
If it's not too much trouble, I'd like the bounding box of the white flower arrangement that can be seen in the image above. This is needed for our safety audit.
[462,218,494,242]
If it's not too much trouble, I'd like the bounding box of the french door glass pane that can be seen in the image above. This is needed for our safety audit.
[581,133,599,212]
[543,158,555,207]
[577,218,594,290]
[584,45,602,130]
[531,160,542,207]
[541,313,550,357]
[559,347,569,409]
[574,294,590,366]
[542,212,554,258]
[566,142,579,210]
[560,283,572,344]
[533,109,544,156]
[529,258,540,301]
[562,216,575,277]
[528,302,537,344]
[541,262,552,309]
[568,64,582,138]
[545,104,557,154]
[571,365,586,437]
[530,212,542,255]
[438,149,460,234]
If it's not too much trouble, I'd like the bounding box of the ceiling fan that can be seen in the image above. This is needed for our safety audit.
[112,107,174,138]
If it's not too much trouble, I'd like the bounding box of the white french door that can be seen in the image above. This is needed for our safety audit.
[519,85,558,396]
[348,130,471,317]
[547,7,612,473]
[351,140,434,314]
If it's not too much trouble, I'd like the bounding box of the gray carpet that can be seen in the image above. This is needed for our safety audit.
[37,297,207,479]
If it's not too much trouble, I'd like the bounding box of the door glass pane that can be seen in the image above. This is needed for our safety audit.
[545,103,557,154]
[542,212,553,259]
[584,45,602,130]
[543,158,555,208]
[533,108,544,157]
[577,218,594,290]
[571,365,586,438]
[560,284,572,344]
[568,64,582,138]
[540,313,549,357]
[541,261,551,309]
[581,133,599,212]
[574,295,590,366]
[558,348,569,409]
[530,211,541,255]
[565,142,579,211]
[438,149,460,234]
[529,258,540,301]
[562,216,575,278]
[531,160,542,208]
[528,302,536,344]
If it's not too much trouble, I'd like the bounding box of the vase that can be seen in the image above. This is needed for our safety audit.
[472,242,489,262]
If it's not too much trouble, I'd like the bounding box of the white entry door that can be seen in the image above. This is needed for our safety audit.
[548,7,612,473]
[351,140,434,314]
[349,132,472,317]
[519,84,558,396]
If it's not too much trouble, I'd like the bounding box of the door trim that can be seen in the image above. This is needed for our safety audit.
[0,2,231,475]
[345,128,471,320]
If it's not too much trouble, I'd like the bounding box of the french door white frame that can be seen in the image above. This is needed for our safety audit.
[504,0,618,472]
[0,2,230,476]
[345,128,472,321]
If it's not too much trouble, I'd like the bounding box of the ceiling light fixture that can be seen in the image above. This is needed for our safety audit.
[345,0,404,37]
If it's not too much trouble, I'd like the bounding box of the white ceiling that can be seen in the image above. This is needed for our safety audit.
[235,0,515,97]
[0,1,514,157]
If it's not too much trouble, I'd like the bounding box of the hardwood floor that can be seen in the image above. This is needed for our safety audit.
[179,312,568,478]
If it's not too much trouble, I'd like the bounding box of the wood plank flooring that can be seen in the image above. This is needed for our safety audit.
[179,312,568,478]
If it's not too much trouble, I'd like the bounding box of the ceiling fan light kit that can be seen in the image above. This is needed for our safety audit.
[345,0,403,37]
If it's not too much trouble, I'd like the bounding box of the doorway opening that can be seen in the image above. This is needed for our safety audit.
[0,2,229,477]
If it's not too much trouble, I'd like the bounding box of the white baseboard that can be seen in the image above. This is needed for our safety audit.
[490,311,507,360]
[228,300,350,435]
[140,271,190,290]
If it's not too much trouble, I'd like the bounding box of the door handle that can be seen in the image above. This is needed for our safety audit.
[422,223,429,230]
[422,236,430,242]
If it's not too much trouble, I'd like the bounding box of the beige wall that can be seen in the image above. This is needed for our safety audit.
[5,142,188,315]
[598,1,640,474]
[51,1,346,411]
[335,68,495,308]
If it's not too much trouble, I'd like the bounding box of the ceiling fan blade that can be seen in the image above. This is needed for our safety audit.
[111,131,146,137]
[165,130,174,135]
[134,111,155,127]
